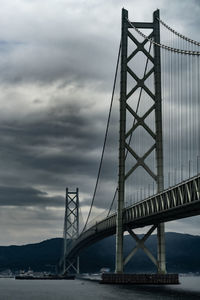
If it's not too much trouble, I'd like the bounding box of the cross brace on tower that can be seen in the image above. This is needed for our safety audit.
[115,8,166,274]
[63,188,80,274]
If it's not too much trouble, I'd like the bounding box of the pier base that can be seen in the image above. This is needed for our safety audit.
[101,273,179,284]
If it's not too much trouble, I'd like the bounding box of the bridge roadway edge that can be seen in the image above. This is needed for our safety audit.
[67,175,200,262]
[67,201,200,259]
[67,198,200,259]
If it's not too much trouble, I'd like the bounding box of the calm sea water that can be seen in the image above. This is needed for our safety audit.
[0,276,200,300]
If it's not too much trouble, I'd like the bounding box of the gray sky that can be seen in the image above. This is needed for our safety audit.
[0,0,199,245]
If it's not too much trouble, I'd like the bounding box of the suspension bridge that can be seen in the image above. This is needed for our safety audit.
[61,9,200,284]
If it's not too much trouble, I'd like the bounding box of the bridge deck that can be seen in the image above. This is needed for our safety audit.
[66,174,200,259]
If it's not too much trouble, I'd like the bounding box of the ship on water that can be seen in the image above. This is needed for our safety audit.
[15,269,75,280]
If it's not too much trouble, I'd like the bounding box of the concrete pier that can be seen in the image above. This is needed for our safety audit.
[101,273,179,285]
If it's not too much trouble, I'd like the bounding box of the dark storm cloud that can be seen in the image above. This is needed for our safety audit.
[0,92,119,214]
[0,40,117,87]
[0,0,120,89]
[0,205,64,245]
[0,100,118,175]
[0,186,64,207]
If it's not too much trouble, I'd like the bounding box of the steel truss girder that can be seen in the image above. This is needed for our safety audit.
[123,175,200,221]
[66,174,200,260]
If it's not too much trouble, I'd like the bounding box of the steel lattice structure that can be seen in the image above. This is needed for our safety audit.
[63,188,79,274]
[116,8,165,274]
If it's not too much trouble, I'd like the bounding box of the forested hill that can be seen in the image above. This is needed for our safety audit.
[0,232,200,273]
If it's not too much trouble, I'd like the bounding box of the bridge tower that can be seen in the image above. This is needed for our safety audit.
[63,188,80,274]
[116,8,166,274]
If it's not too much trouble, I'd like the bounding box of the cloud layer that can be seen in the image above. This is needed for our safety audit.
[0,0,199,245]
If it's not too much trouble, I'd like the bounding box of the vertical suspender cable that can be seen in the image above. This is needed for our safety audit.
[169,30,173,183]
[178,35,180,182]
[180,38,183,180]
[186,41,189,177]
[189,43,192,176]
[198,52,200,173]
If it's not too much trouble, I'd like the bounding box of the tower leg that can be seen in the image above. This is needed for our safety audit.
[115,8,128,274]
[115,222,124,273]
[157,223,166,274]
[77,256,80,274]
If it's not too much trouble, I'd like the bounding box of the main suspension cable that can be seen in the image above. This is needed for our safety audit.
[127,18,200,55]
[158,17,200,46]
[81,42,121,233]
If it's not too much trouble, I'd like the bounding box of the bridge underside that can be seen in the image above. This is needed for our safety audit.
[67,175,200,260]
[68,202,200,259]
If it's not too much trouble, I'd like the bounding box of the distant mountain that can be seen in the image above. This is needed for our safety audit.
[0,233,200,273]
[0,238,62,272]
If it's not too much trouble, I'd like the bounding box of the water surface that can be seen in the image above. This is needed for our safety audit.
[0,276,200,299]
